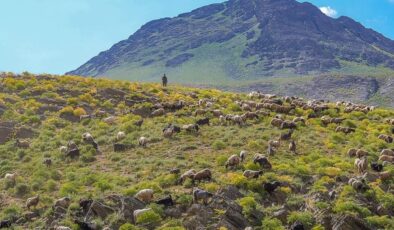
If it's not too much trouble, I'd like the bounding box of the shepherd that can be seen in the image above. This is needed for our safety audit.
[162,74,168,87]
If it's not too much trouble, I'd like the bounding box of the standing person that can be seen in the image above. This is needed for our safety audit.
[162,74,168,87]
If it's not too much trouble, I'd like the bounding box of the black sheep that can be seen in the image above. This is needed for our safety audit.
[155,195,174,207]
[371,162,383,172]
[134,119,144,127]
[66,148,80,159]
[74,219,98,230]
[291,221,305,230]
[196,118,210,126]
[113,143,132,152]
[79,199,93,214]
[0,220,11,229]
[263,181,281,194]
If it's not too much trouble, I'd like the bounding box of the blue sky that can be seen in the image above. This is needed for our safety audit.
[0,0,393,74]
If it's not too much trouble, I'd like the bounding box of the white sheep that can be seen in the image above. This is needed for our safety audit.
[240,150,247,162]
[4,173,17,183]
[116,131,126,141]
[59,146,68,154]
[138,137,148,147]
[103,116,117,125]
[134,189,154,203]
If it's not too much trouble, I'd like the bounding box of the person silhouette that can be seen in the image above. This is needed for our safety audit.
[162,74,168,87]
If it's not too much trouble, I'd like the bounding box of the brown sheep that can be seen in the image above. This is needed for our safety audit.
[335,126,355,134]
[179,169,196,184]
[26,195,40,210]
[151,108,165,117]
[280,121,297,129]
[134,189,154,203]
[43,158,52,167]
[379,155,394,163]
[103,116,117,124]
[194,109,207,116]
[289,140,297,154]
[163,128,174,138]
[378,134,393,143]
[268,140,281,148]
[211,110,223,117]
[380,149,394,156]
[240,150,247,162]
[354,157,368,174]
[15,139,30,148]
[292,117,305,123]
[54,197,71,209]
[243,170,263,179]
[193,169,212,183]
[253,154,272,169]
[347,148,358,157]
[225,155,241,169]
[356,149,368,158]
[270,118,284,128]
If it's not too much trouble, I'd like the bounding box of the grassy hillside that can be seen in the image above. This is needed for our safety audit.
[0,72,394,229]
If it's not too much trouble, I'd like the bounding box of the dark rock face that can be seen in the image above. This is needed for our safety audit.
[68,0,394,78]
[0,122,15,144]
[332,215,372,230]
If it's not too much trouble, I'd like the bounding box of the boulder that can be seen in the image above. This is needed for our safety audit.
[15,126,36,139]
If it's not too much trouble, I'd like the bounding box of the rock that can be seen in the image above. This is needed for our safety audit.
[86,201,115,219]
[362,172,380,182]
[164,207,182,218]
[216,185,243,201]
[332,215,372,230]
[273,207,289,223]
[0,121,15,144]
[15,126,36,139]
[59,112,80,122]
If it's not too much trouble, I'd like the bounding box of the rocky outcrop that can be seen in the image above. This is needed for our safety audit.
[332,215,372,230]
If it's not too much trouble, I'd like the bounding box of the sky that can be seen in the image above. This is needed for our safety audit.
[0,0,393,75]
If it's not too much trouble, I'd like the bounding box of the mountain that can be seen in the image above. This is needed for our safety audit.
[67,0,394,107]
[1,73,394,229]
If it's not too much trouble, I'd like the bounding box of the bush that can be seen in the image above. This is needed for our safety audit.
[119,223,140,230]
[237,196,257,216]
[212,141,226,150]
[15,183,30,197]
[262,217,285,230]
[73,107,87,117]
[288,211,314,229]
[135,209,162,224]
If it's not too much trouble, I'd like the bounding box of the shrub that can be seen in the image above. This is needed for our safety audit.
[73,107,87,117]
[135,209,162,224]
[237,196,257,216]
[262,217,285,230]
[119,223,140,230]
[288,211,314,229]
[212,141,226,150]
[15,183,30,197]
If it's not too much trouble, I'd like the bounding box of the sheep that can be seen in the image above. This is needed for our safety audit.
[379,171,392,181]
[66,148,80,159]
[335,126,356,134]
[15,139,30,148]
[378,134,393,143]
[67,141,78,151]
[155,195,174,207]
[280,129,293,141]
[55,227,72,230]
[370,162,383,172]
[74,219,98,230]
[268,139,280,148]
[243,112,259,120]
[193,188,213,205]
[240,150,247,162]
[103,116,117,125]
[194,109,207,116]
[354,157,368,174]
[59,146,68,154]
[231,115,246,126]
[193,169,212,183]
[79,114,91,121]
[253,154,272,169]
[356,149,368,158]
[348,178,367,191]
[271,118,284,128]
[241,104,252,111]
[380,149,394,156]
[280,121,297,129]
[179,169,196,184]
[133,208,152,223]
[138,137,148,147]
[151,108,165,117]
[292,117,305,123]
[134,189,154,203]
[289,140,297,154]
[134,119,144,127]
[219,115,227,125]
[43,158,52,167]
[116,131,126,141]
[0,220,12,228]
[82,132,98,150]
[196,118,210,126]
[379,155,394,163]
[4,173,17,184]
[225,155,241,169]
[170,168,180,174]
[54,197,71,210]
[347,148,358,157]
[183,124,199,133]
[212,110,223,117]
[263,181,281,194]
[243,170,263,179]
[267,145,276,156]
[26,195,40,210]
[291,221,305,230]
[163,128,174,138]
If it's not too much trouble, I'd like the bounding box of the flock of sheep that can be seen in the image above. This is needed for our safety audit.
[2,89,394,229]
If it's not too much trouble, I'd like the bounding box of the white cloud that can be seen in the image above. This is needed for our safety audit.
[319,6,338,18]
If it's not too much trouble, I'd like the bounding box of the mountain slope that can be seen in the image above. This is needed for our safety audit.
[68,0,394,82]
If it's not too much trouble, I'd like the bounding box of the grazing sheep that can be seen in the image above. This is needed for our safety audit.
[240,150,247,162]
[54,197,71,209]
[196,118,210,126]
[193,169,212,183]
[67,141,78,151]
[193,188,213,205]
[0,220,12,228]
[55,227,71,230]
[289,140,297,154]
[15,139,30,148]
[379,155,394,163]
[354,157,368,174]
[26,195,40,210]
[133,208,152,223]
[74,219,98,230]
[267,145,276,156]
[347,148,358,157]
[292,117,305,123]
[103,116,117,125]
[335,126,355,134]
[291,221,305,230]
[194,109,207,116]
[4,173,17,184]
[116,131,126,141]
[243,112,259,120]
[280,129,293,141]
[212,110,223,117]
[163,128,174,138]
[232,115,247,126]
[43,158,52,167]
[280,121,297,129]
[59,146,68,154]
[378,134,393,143]
[379,171,392,181]
[79,114,91,121]
[183,124,199,133]
[155,195,174,207]
[134,119,144,127]
[65,148,80,159]
[268,140,280,148]
[170,168,180,174]
[82,132,98,150]
[271,118,284,128]
[243,170,263,179]
[263,181,281,194]
[134,189,154,203]
[356,149,368,158]
[380,149,394,156]
[225,155,241,169]
[370,162,383,172]
[348,178,368,191]
[179,169,197,184]
[253,154,272,169]
[151,108,165,117]
[138,137,148,147]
